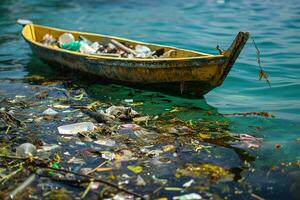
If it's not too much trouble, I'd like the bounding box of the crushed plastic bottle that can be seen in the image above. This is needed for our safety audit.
[57,122,95,135]
[16,143,37,158]
[42,108,58,116]
[90,42,100,51]
[94,139,116,147]
[58,33,75,46]
[80,42,97,54]
[135,44,152,58]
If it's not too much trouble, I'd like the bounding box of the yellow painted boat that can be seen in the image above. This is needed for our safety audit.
[19,20,249,98]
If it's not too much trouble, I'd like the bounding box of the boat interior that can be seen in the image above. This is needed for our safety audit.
[22,24,215,58]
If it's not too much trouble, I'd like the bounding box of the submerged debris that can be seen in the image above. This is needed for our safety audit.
[0,73,276,199]
[176,163,231,182]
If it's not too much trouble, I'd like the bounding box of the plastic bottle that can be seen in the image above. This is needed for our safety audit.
[16,143,37,158]
[61,41,81,51]
[58,33,75,46]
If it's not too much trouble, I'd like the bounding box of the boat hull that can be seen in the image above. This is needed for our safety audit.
[28,42,227,97]
[21,24,249,98]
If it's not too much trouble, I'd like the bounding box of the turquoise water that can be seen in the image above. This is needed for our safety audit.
[1,0,300,199]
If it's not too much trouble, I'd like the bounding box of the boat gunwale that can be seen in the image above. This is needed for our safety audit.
[22,24,226,62]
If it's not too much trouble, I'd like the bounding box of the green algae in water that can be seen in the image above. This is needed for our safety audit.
[176,163,233,182]
[49,188,71,200]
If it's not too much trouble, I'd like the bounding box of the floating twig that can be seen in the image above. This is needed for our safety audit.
[80,181,93,199]
[251,193,265,200]
[252,38,271,88]
[85,160,108,175]
[0,164,23,183]
[9,174,36,199]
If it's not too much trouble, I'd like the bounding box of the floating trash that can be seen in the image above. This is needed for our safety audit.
[94,139,116,147]
[57,122,95,135]
[173,193,202,200]
[16,143,37,158]
[42,108,58,116]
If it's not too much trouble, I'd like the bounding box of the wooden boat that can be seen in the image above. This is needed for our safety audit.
[19,20,249,98]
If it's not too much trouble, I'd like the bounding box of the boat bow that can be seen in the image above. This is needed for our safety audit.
[216,32,250,86]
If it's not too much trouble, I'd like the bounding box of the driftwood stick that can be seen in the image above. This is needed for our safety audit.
[111,39,137,56]
[251,193,265,200]
[9,174,36,199]
[149,183,167,198]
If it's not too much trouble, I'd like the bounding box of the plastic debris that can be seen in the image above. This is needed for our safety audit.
[101,151,116,160]
[42,108,58,116]
[95,167,113,172]
[106,106,139,118]
[57,122,95,135]
[135,44,152,58]
[58,33,75,46]
[124,99,134,103]
[116,150,135,161]
[165,187,183,191]
[80,42,97,54]
[230,133,263,149]
[120,124,141,130]
[37,144,60,152]
[61,41,81,51]
[173,193,202,200]
[94,139,116,147]
[183,179,194,188]
[136,175,146,186]
[113,193,134,200]
[16,143,37,158]
[127,165,143,174]
[41,34,56,46]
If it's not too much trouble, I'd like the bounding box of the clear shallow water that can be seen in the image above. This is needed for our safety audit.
[1,0,300,199]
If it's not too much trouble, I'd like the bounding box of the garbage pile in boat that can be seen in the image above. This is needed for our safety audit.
[40,33,176,58]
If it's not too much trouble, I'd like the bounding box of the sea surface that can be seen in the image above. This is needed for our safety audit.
[0,0,300,199]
